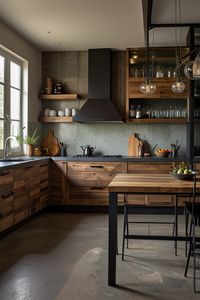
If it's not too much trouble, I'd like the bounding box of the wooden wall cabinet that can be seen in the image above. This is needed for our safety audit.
[126,47,189,124]
[49,160,68,205]
[68,162,127,205]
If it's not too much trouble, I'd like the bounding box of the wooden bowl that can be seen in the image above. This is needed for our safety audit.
[155,150,170,157]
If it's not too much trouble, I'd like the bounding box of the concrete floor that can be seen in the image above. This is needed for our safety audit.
[0,213,199,300]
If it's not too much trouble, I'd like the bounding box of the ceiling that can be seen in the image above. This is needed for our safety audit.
[0,0,200,52]
[0,0,145,51]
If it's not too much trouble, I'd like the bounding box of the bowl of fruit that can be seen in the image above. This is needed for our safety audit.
[169,162,195,180]
[155,148,170,157]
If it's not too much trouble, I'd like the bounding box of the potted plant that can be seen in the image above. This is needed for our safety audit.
[16,127,40,156]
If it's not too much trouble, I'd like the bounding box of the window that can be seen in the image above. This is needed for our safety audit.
[0,48,24,156]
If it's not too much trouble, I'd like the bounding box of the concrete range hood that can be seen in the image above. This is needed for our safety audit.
[73,48,123,123]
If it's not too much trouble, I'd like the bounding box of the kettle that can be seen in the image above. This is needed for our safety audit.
[81,145,96,156]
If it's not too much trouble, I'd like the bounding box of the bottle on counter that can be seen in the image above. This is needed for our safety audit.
[135,105,142,119]
[129,105,136,118]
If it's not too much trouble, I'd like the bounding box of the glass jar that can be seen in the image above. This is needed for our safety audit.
[53,81,62,94]
[156,65,164,78]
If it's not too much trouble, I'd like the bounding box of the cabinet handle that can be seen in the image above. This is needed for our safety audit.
[2,191,14,199]
[41,187,48,192]
[25,165,34,169]
[0,171,10,176]
[90,187,105,190]
[90,165,104,169]
[40,179,48,184]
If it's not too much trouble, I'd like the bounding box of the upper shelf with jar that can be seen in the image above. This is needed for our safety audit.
[126,47,190,123]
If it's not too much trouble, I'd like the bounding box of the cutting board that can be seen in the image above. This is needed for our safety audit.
[41,130,60,156]
[128,134,141,156]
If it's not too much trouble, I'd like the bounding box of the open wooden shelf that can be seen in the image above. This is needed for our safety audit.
[39,94,78,100]
[127,118,188,124]
[38,116,73,123]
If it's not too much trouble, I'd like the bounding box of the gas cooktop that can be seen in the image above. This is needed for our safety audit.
[73,155,122,158]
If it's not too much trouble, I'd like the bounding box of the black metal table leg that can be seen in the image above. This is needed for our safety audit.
[175,194,178,256]
[108,192,118,286]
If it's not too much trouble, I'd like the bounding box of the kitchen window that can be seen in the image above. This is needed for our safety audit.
[0,48,25,156]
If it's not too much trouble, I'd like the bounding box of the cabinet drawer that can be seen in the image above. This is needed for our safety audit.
[128,162,173,174]
[148,194,173,206]
[14,208,29,224]
[69,187,109,205]
[69,187,124,206]
[0,170,13,186]
[68,171,115,188]
[126,194,147,205]
[0,193,14,216]
[68,162,124,173]
[0,215,13,232]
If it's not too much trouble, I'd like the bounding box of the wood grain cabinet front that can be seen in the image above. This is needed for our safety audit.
[68,162,126,205]
[39,163,49,209]
[49,161,68,205]
[127,162,176,206]
[0,170,14,232]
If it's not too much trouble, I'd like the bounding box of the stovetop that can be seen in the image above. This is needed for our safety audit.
[73,155,122,158]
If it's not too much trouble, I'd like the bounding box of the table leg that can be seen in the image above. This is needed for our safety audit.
[108,192,118,286]
[175,194,178,256]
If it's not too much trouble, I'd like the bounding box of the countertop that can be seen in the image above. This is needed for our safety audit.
[0,155,192,170]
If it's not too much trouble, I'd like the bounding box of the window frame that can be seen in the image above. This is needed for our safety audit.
[0,47,24,156]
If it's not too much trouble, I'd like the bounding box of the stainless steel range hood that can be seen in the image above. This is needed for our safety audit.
[73,48,123,123]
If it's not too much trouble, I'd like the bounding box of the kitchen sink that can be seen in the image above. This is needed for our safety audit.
[0,157,34,162]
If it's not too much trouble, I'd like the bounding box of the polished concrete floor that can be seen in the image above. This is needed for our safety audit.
[0,213,199,300]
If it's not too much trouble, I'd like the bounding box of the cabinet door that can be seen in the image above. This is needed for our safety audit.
[13,168,29,224]
[0,170,14,232]
[25,165,40,214]
[68,162,126,206]
[40,163,49,209]
[49,161,67,205]
[127,162,175,206]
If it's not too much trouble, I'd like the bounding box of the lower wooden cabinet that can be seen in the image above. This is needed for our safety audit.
[127,162,177,206]
[68,162,126,205]
[0,169,14,232]
[40,163,49,209]
[49,161,68,205]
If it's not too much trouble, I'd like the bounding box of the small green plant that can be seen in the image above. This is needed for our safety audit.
[16,127,39,145]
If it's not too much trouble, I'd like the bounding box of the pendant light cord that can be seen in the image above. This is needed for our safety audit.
[146,26,150,82]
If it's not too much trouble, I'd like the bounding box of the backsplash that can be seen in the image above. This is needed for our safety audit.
[41,123,187,156]
[41,50,187,156]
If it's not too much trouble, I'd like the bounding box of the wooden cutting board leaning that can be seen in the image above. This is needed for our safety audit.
[41,130,60,156]
[128,133,143,156]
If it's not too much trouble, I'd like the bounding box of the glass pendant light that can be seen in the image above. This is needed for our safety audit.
[171,0,185,94]
[140,28,156,95]
[184,52,200,80]
[140,79,156,94]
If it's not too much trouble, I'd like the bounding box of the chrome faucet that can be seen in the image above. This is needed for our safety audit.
[4,136,14,159]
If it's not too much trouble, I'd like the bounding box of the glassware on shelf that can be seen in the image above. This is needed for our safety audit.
[129,105,136,118]
[143,105,150,118]
[135,105,142,119]
[155,65,164,78]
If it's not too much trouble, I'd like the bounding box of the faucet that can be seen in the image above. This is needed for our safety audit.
[4,136,14,159]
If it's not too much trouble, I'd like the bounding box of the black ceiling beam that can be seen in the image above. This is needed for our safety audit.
[150,23,200,28]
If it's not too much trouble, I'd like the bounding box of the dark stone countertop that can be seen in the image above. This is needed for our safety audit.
[0,155,197,171]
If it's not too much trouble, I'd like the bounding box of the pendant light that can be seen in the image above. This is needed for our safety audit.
[140,27,156,95]
[184,51,200,80]
[171,0,185,94]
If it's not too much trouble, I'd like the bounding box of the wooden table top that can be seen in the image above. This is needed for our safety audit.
[108,173,200,194]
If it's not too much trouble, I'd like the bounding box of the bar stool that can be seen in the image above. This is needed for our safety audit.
[184,173,200,293]
[122,195,177,261]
